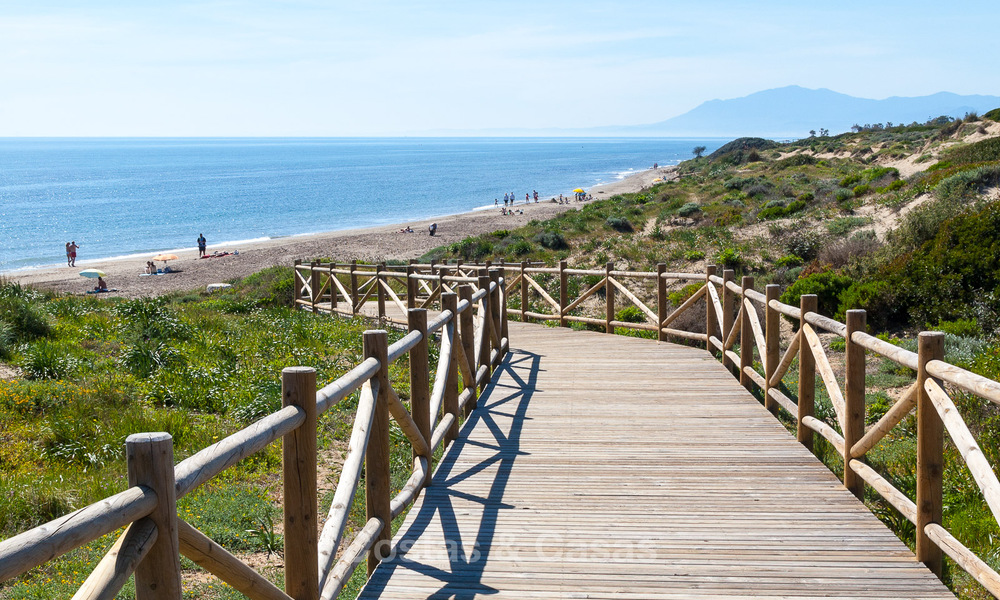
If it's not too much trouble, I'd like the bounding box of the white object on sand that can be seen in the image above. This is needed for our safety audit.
[207,283,232,292]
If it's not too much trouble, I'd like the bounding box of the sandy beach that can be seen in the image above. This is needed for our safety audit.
[5,166,676,298]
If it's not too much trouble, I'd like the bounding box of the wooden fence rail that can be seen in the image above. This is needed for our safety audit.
[0,271,509,600]
[291,258,1000,598]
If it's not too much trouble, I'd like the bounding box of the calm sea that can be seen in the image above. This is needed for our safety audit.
[0,137,725,272]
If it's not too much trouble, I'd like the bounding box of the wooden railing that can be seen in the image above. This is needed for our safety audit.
[293,258,1000,597]
[0,273,509,600]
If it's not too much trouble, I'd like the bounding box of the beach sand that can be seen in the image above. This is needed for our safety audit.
[6,166,676,298]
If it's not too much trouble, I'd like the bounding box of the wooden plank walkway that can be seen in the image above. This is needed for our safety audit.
[358,322,955,599]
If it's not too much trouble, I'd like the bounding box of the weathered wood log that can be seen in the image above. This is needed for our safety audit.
[705,266,718,352]
[442,294,461,443]
[801,416,846,456]
[852,382,917,458]
[801,323,847,433]
[177,519,292,600]
[917,331,945,576]
[281,367,317,600]
[743,297,766,371]
[926,359,1000,407]
[723,307,742,351]
[317,379,377,589]
[660,285,705,329]
[128,432,182,600]
[925,378,1000,524]
[390,457,429,520]
[849,460,917,524]
[768,297,800,319]
[764,285,781,415]
[798,295,818,451]
[742,366,766,390]
[924,523,1000,597]
[766,387,798,417]
[844,310,867,499]
[739,276,754,391]
[721,269,735,374]
[426,308,453,335]
[316,358,379,415]
[768,330,800,387]
[319,518,384,600]
[803,311,848,337]
[364,331,392,574]
[431,412,457,452]
[657,264,668,342]
[428,318,455,431]
[387,385,430,458]
[459,285,478,416]
[705,280,725,336]
[72,519,158,600]
[0,486,157,583]
[661,327,706,342]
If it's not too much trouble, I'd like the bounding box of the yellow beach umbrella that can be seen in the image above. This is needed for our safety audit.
[152,253,178,262]
[573,188,585,193]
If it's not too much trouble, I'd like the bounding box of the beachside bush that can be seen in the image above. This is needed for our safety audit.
[943,137,1000,166]
[780,270,853,318]
[230,266,295,308]
[834,188,854,202]
[684,250,705,261]
[852,184,872,197]
[533,231,568,250]
[605,216,634,233]
[934,164,1000,202]
[0,296,51,341]
[785,231,822,261]
[20,341,77,381]
[984,108,1000,122]
[717,248,743,269]
[775,255,803,268]
[616,305,646,324]
[505,239,534,257]
[677,202,701,217]
[798,192,814,202]
[0,321,15,358]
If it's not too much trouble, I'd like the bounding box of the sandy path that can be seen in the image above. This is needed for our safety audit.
[6,167,675,298]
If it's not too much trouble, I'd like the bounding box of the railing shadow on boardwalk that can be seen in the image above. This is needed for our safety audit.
[360,349,540,599]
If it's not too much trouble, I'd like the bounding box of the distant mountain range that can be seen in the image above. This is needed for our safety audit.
[425,86,1000,138]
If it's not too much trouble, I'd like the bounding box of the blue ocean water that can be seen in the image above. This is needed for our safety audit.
[0,137,725,272]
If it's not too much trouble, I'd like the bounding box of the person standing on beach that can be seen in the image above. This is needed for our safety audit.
[65,242,72,267]
[533,190,538,202]
[68,241,79,267]
[197,233,207,257]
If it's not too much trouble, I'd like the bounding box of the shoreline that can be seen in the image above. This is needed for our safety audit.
[5,166,676,298]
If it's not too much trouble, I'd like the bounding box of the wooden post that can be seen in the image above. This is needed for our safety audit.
[520,261,528,323]
[439,266,450,312]
[844,309,867,499]
[350,260,359,315]
[797,294,818,450]
[657,263,667,342]
[455,259,464,274]
[127,433,182,600]
[310,261,320,312]
[721,268,735,370]
[489,269,502,353]
[329,264,337,310]
[408,309,431,487]
[558,260,568,327]
[375,263,386,320]
[282,366,318,600]
[605,262,614,334]
[363,331,392,574]
[500,270,509,350]
[739,276,754,391]
[764,284,780,415]
[442,293,460,443]
[478,271,493,392]
[916,331,945,576]
[294,259,303,307]
[705,265,718,352]
[406,264,417,309]
[459,285,478,415]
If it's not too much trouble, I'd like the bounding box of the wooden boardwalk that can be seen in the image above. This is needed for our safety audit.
[357,322,955,599]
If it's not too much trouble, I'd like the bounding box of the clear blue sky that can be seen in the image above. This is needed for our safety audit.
[1,0,998,136]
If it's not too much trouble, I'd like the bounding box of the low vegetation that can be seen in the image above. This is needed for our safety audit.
[0,268,421,598]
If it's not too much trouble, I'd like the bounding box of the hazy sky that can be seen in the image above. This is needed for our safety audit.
[1,1,998,136]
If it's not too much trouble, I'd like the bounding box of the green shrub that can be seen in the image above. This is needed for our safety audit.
[21,341,77,380]
[840,173,862,187]
[775,255,803,268]
[717,248,743,269]
[933,318,980,337]
[533,231,568,250]
[616,305,646,323]
[780,270,853,317]
[853,184,871,197]
[605,216,634,233]
[668,283,702,306]
[757,206,787,220]
[984,108,1000,122]
[684,250,705,261]
[505,239,533,256]
[943,137,1000,166]
[0,297,51,341]
[677,202,701,217]
[785,231,822,261]
[797,192,814,202]
[827,216,870,236]
[0,321,15,358]
[834,188,854,202]
[934,164,1000,202]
